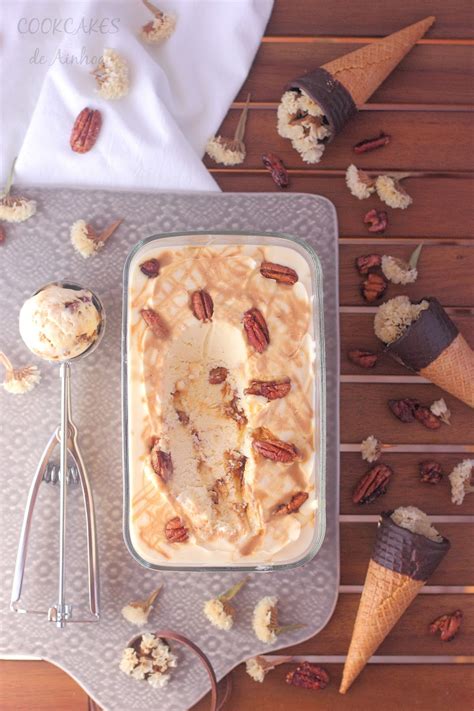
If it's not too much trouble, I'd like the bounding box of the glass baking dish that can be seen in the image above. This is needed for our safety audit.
[122,231,326,571]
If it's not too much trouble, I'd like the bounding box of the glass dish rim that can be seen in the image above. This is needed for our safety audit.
[122,229,327,572]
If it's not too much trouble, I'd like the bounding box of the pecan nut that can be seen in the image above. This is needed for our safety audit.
[242,308,270,353]
[140,258,160,278]
[388,398,420,423]
[165,517,189,543]
[419,460,443,484]
[209,367,228,384]
[224,395,247,426]
[262,153,289,188]
[275,491,308,515]
[429,610,463,641]
[224,450,247,481]
[364,209,388,234]
[141,308,169,338]
[244,378,291,400]
[150,442,173,482]
[414,406,442,430]
[176,409,189,425]
[353,132,391,154]
[191,289,213,322]
[361,272,387,302]
[355,254,382,274]
[253,436,298,463]
[352,463,393,505]
[260,261,298,285]
[70,107,102,153]
[348,349,379,369]
[286,662,329,690]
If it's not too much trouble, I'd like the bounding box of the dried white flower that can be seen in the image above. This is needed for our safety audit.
[0,158,36,223]
[277,90,330,164]
[0,352,41,395]
[141,0,176,43]
[430,398,451,425]
[381,255,418,285]
[206,95,250,166]
[93,48,129,100]
[245,655,293,682]
[71,218,123,258]
[449,459,474,505]
[374,296,429,344]
[119,633,177,686]
[121,585,163,626]
[361,435,381,463]
[345,164,376,200]
[252,597,303,644]
[376,175,413,209]
[203,577,247,631]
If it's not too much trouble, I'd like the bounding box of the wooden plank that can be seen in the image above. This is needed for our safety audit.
[205,109,474,171]
[341,522,474,584]
[0,661,88,711]
[340,452,474,515]
[193,663,474,711]
[213,174,474,239]
[267,0,474,39]
[283,593,474,655]
[339,244,474,307]
[341,312,474,375]
[238,43,474,104]
[341,383,474,444]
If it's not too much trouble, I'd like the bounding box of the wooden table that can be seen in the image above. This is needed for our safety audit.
[1,1,473,709]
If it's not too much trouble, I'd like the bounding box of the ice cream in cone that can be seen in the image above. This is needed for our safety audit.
[277,16,435,163]
[374,296,474,408]
[340,508,450,694]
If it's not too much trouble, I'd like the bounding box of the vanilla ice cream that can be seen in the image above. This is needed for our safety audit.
[19,284,101,361]
[125,237,323,568]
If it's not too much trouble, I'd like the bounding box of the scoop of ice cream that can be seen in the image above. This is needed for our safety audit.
[19,285,101,361]
[391,506,442,542]
[374,296,429,344]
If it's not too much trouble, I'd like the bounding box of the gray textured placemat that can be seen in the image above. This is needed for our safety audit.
[0,190,339,711]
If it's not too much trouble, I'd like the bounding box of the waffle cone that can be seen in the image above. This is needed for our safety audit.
[419,333,474,408]
[339,560,424,694]
[322,16,435,106]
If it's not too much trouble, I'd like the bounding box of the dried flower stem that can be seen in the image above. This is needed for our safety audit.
[234,94,251,143]
[408,243,423,269]
[91,218,123,244]
[219,576,249,602]
[142,0,164,17]
[1,157,17,199]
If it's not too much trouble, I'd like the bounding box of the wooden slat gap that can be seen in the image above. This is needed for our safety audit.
[208,168,474,177]
[231,102,474,112]
[262,36,474,46]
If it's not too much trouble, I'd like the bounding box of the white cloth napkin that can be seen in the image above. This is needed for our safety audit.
[0,0,273,190]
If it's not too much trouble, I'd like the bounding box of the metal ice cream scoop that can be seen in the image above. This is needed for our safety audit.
[11,281,104,628]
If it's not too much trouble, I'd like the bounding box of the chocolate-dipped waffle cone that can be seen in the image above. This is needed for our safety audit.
[339,512,450,694]
[385,298,474,408]
[287,16,435,140]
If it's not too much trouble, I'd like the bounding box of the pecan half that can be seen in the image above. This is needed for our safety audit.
[176,409,189,425]
[388,398,420,423]
[414,406,442,430]
[275,491,309,515]
[209,367,228,384]
[242,308,269,353]
[429,610,463,641]
[140,258,160,278]
[361,272,387,302]
[352,463,393,505]
[353,132,391,154]
[190,289,213,322]
[364,209,388,234]
[262,153,289,188]
[419,460,443,484]
[348,349,379,369]
[355,253,382,274]
[245,378,291,400]
[70,107,102,154]
[224,450,247,481]
[253,436,298,463]
[150,442,173,482]
[224,395,247,426]
[165,517,189,543]
[286,662,329,690]
[260,261,298,285]
[141,308,168,338]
